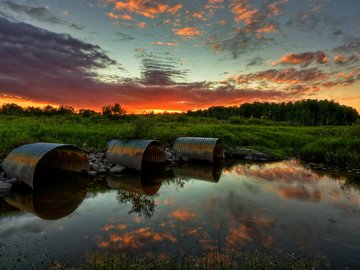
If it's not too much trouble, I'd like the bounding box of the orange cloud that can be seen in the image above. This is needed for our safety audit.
[272,51,328,66]
[230,0,259,25]
[267,0,288,16]
[108,0,183,19]
[100,226,177,250]
[275,187,324,202]
[337,71,355,78]
[137,21,147,28]
[236,68,327,85]
[169,209,196,221]
[102,224,128,231]
[256,23,279,33]
[150,41,178,47]
[226,226,252,246]
[334,54,347,64]
[208,0,224,3]
[173,27,201,38]
[192,11,206,20]
[108,11,132,20]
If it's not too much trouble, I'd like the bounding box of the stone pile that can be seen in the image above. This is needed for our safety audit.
[165,147,176,164]
[87,152,127,177]
[0,171,17,193]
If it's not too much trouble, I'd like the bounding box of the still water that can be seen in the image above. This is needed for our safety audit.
[0,160,359,269]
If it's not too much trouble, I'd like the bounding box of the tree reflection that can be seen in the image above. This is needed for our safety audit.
[108,167,167,219]
[116,190,156,219]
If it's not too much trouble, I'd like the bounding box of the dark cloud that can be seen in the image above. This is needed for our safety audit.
[235,68,327,85]
[1,1,84,30]
[3,1,63,24]
[140,58,187,85]
[0,17,118,101]
[334,38,360,53]
[115,31,135,41]
[332,30,343,36]
[247,57,265,67]
[217,28,275,58]
[69,23,85,31]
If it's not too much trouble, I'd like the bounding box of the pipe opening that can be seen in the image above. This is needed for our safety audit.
[2,143,89,189]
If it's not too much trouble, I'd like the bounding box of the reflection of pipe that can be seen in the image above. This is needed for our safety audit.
[4,168,87,220]
[106,167,166,195]
[173,161,223,183]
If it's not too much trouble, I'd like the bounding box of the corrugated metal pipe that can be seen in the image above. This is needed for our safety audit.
[2,143,89,189]
[173,162,223,183]
[173,137,224,163]
[106,139,165,171]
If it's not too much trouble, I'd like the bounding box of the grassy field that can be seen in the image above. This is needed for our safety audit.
[0,114,359,168]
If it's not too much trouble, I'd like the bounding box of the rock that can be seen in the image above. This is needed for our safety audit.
[0,181,12,193]
[98,168,107,174]
[225,147,275,162]
[165,151,172,161]
[7,177,18,185]
[88,170,97,177]
[109,165,126,174]
[96,153,105,159]
[91,164,100,171]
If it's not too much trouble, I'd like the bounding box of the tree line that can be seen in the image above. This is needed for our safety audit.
[1,99,358,125]
[0,103,126,120]
[187,100,359,125]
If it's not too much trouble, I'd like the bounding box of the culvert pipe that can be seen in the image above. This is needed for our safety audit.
[2,143,89,188]
[173,137,224,163]
[106,139,165,171]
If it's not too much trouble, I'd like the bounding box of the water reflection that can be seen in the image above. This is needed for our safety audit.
[1,159,360,268]
[106,169,165,196]
[106,167,168,219]
[4,167,87,220]
[173,161,223,183]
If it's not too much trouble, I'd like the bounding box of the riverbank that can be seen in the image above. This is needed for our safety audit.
[0,115,359,169]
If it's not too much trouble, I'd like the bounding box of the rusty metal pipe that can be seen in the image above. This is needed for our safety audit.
[2,143,89,188]
[173,137,224,163]
[106,139,165,171]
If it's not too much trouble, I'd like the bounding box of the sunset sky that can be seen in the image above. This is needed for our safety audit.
[0,0,359,113]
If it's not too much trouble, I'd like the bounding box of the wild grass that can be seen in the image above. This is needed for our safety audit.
[0,246,321,270]
[79,250,320,270]
[0,115,359,168]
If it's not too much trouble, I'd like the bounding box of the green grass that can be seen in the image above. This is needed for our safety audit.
[0,115,359,168]
[1,248,322,270]
[78,250,321,270]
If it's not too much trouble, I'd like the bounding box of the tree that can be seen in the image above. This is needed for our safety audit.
[79,109,99,118]
[1,103,24,114]
[57,105,75,115]
[102,103,126,120]
[42,105,57,116]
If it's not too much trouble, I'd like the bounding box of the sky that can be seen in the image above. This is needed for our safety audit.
[0,0,359,113]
